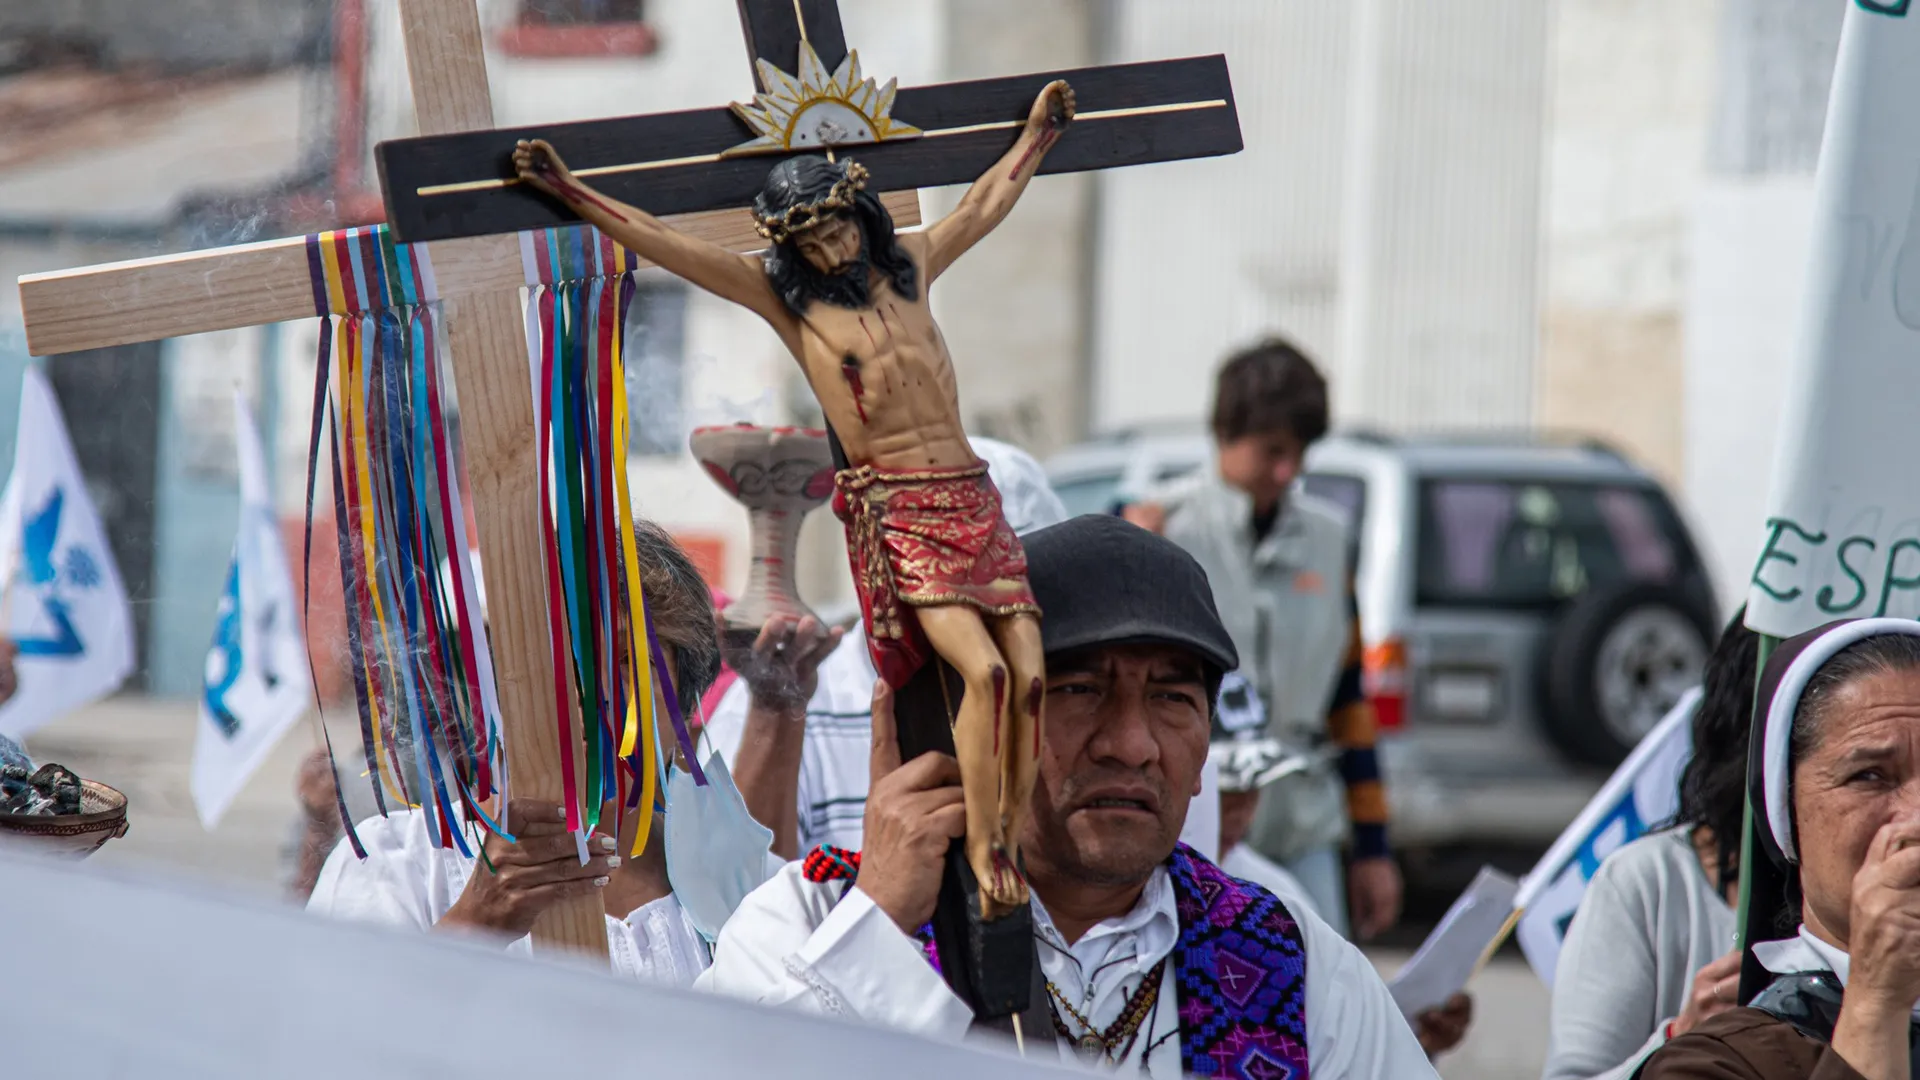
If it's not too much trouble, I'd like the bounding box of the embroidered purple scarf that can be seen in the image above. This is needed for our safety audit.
[1167,843,1309,1078]
[808,843,1309,1078]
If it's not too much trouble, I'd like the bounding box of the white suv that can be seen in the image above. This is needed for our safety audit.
[1046,429,1719,852]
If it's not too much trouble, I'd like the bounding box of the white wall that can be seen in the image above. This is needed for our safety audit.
[1682,177,1815,612]
[1678,0,1841,611]
[1092,1,1551,435]
[1534,0,1724,486]
[1093,2,1353,432]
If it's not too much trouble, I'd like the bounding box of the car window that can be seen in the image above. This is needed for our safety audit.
[1302,472,1367,571]
[1053,473,1123,517]
[1301,472,1366,534]
[1416,479,1688,607]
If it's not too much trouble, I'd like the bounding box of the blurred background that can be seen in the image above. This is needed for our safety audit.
[0,2,1850,1075]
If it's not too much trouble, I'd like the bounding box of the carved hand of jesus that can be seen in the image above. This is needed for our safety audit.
[515,80,1075,919]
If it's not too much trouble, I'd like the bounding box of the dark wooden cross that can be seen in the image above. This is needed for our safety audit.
[371,0,1242,1029]
[375,2,1239,244]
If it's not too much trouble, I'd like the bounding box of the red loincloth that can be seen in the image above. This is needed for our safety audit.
[832,462,1041,688]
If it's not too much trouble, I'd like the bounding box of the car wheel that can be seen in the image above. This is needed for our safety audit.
[1537,582,1714,767]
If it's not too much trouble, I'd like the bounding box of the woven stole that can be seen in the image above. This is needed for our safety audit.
[806,843,1311,1078]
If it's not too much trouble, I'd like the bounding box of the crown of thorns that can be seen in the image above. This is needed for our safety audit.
[753,161,870,244]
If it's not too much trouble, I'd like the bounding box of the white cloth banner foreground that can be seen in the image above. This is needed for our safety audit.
[1746,1,1920,637]
[0,366,133,738]
[0,850,1075,1080]
[192,392,311,829]
[1514,687,1699,986]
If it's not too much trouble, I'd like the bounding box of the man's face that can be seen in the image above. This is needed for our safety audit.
[793,214,863,275]
[1020,644,1211,887]
[1217,428,1305,511]
[1792,665,1920,949]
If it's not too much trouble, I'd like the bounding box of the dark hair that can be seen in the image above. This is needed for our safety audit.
[1671,607,1760,889]
[755,156,917,315]
[633,518,721,718]
[1210,337,1330,447]
[1779,630,1920,928]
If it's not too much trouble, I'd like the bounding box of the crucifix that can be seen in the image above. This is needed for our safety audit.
[15,0,915,963]
[371,0,1240,1021]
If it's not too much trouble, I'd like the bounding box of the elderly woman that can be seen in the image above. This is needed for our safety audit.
[1640,618,1920,1079]
[307,520,735,986]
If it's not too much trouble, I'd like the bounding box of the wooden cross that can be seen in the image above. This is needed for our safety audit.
[14,0,912,962]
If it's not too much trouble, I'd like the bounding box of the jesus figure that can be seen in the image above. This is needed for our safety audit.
[513,79,1076,918]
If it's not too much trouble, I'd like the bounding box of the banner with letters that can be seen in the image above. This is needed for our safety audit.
[1746,2,1920,637]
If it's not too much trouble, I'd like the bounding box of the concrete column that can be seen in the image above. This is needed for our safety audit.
[1338,0,1551,433]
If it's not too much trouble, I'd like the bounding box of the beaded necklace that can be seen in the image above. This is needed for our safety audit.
[1046,957,1168,1066]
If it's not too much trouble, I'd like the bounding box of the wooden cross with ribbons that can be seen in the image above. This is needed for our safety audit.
[13,0,914,963]
[16,0,1241,986]
[367,0,1241,1021]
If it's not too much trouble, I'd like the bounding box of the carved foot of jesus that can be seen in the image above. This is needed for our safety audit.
[917,606,1044,922]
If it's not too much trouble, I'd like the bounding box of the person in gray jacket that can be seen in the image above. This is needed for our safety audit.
[1125,337,1399,940]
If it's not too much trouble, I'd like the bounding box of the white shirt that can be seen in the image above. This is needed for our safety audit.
[1221,844,1318,918]
[1544,828,1738,1080]
[1752,926,1845,978]
[307,808,710,986]
[697,860,1438,1078]
[1753,923,1920,1017]
[704,630,878,851]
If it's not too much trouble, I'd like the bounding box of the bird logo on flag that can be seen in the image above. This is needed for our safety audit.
[204,561,243,739]
[12,488,103,659]
[203,528,290,742]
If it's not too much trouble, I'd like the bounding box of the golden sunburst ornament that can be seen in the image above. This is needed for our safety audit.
[726,42,922,157]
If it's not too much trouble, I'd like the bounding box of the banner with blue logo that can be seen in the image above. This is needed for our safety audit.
[1515,687,1700,986]
[191,393,310,828]
[0,367,133,738]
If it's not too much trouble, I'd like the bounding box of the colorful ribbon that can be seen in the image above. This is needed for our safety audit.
[299,221,685,866]
[521,225,694,861]
[303,225,508,858]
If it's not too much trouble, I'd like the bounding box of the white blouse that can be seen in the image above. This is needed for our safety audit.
[696,860,1437,1078]
[307,807,709,987]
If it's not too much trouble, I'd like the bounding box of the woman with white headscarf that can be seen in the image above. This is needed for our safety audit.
[1639,618,1920,1080]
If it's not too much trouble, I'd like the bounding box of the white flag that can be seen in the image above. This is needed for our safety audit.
[191,393,310,829]
[1744,4,1920,637]
[1514,687,1700,986]
[0,367,134,738]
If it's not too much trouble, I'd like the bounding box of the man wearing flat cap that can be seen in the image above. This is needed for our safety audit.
[700,515,1433,1078]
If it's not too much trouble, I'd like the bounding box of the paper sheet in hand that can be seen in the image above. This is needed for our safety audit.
[1387,866,1520,1018]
